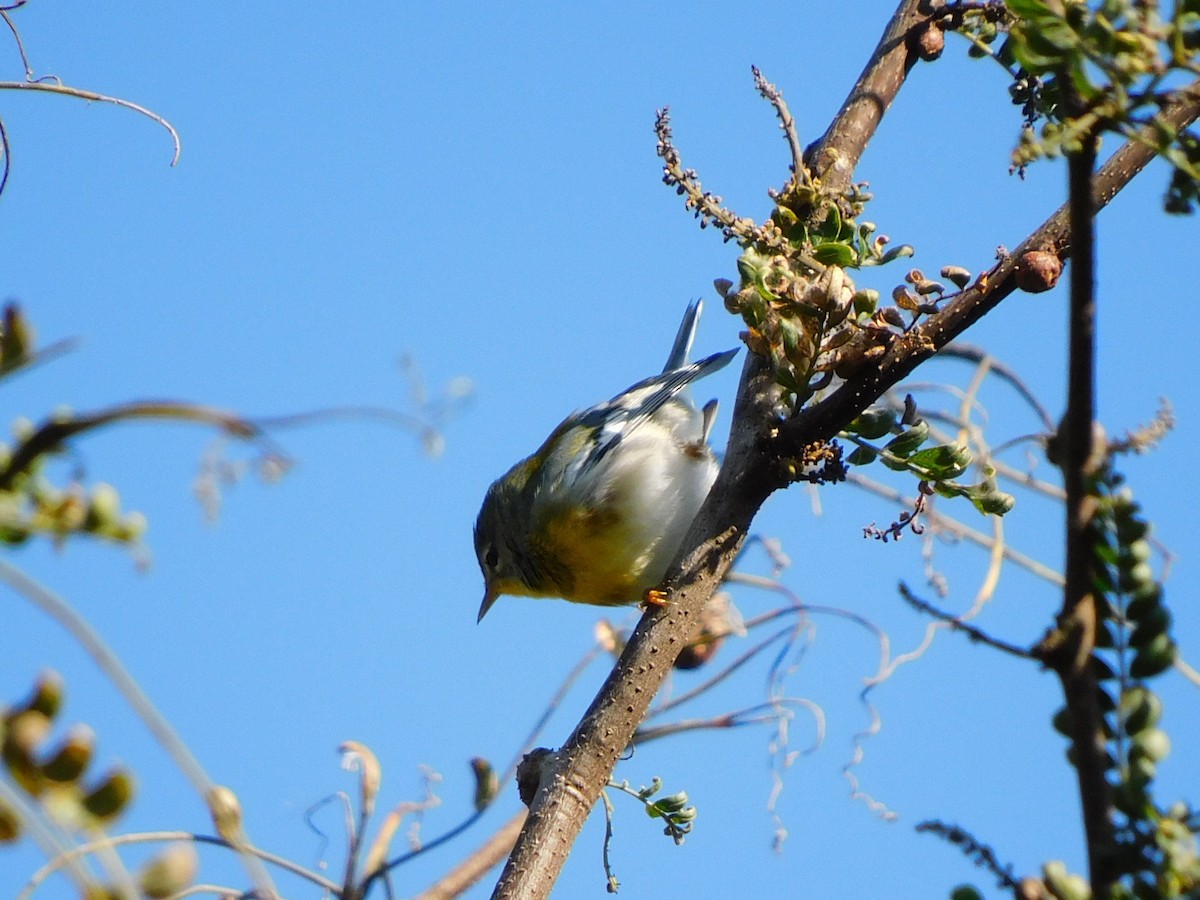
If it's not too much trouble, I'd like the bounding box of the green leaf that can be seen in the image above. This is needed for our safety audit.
[906,444,973,480]
[853,289,879,315]
[1052,706,1074,737]
[1133,728,1171,762]
[877,243,915,265]
[1120,687,1162,736]
[736,248,774,297]
[813,242,857,267]
[846,407,897,440]
[883,420,930,458]
[965,483,1016,516]
[1130,606,1171,648]
[1006,0,1052,18]
[847,445,878,466]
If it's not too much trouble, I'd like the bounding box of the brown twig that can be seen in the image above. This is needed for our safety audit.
[0,400,269,492]
[846,471,1064,584]
[898,583,1035,660]
[938,342,1057,431]
[648,626,795,718]
[634,700,817,745]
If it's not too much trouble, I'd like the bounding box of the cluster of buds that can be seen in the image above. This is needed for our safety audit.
[722,253,887,406]
[0,671,193,900]
[0,475,146,547]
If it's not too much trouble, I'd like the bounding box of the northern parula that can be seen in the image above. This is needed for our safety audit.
[474,300,737,621]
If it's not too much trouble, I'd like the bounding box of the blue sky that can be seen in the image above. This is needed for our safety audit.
[1,3,1197,898]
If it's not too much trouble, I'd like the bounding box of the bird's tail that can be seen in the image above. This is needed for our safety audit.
[662,299,703,373]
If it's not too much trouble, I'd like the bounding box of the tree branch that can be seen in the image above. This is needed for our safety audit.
[487,13,1200,897]
[805,0,930,189]
[1054,129,1117,894]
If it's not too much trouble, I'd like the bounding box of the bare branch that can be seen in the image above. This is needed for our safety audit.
[18,830,339,899]
[0,400,273,492]
[0,79,181,166]
[898,582,1036,660]
[1049,127,1115,892]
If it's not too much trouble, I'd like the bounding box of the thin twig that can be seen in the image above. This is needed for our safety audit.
[17,830,339,899]
[502,643,606,786]
[752,65,807,185]
[0,400,271,492]
[939,342,1057,431]
[365,642,605,894]
[898,583,1034,659]
[0,779,93,894]
[1174,657,1200,688]
[0,80,181,165]
[0,8,33,78]
[634,700,818,745]
[915,820,1020,890]
[846,470,1064,584]
[648,626,794,718]
[0,112,10,196]
[599,791,619,894]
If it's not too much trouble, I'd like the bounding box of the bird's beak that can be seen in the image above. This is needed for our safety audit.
[477,585,499,623]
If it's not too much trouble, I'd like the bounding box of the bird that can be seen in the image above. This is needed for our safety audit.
[474,300,737,621]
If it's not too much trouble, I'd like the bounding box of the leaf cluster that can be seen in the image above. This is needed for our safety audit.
[956,0,1200,210]
[844,398,1016,517]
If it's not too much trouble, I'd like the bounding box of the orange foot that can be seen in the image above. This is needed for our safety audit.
[642,588,670,609]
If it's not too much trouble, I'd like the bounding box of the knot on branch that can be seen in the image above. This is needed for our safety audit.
[516,748,557,808]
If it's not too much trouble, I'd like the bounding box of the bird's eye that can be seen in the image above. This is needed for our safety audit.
[483,545,500,570]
